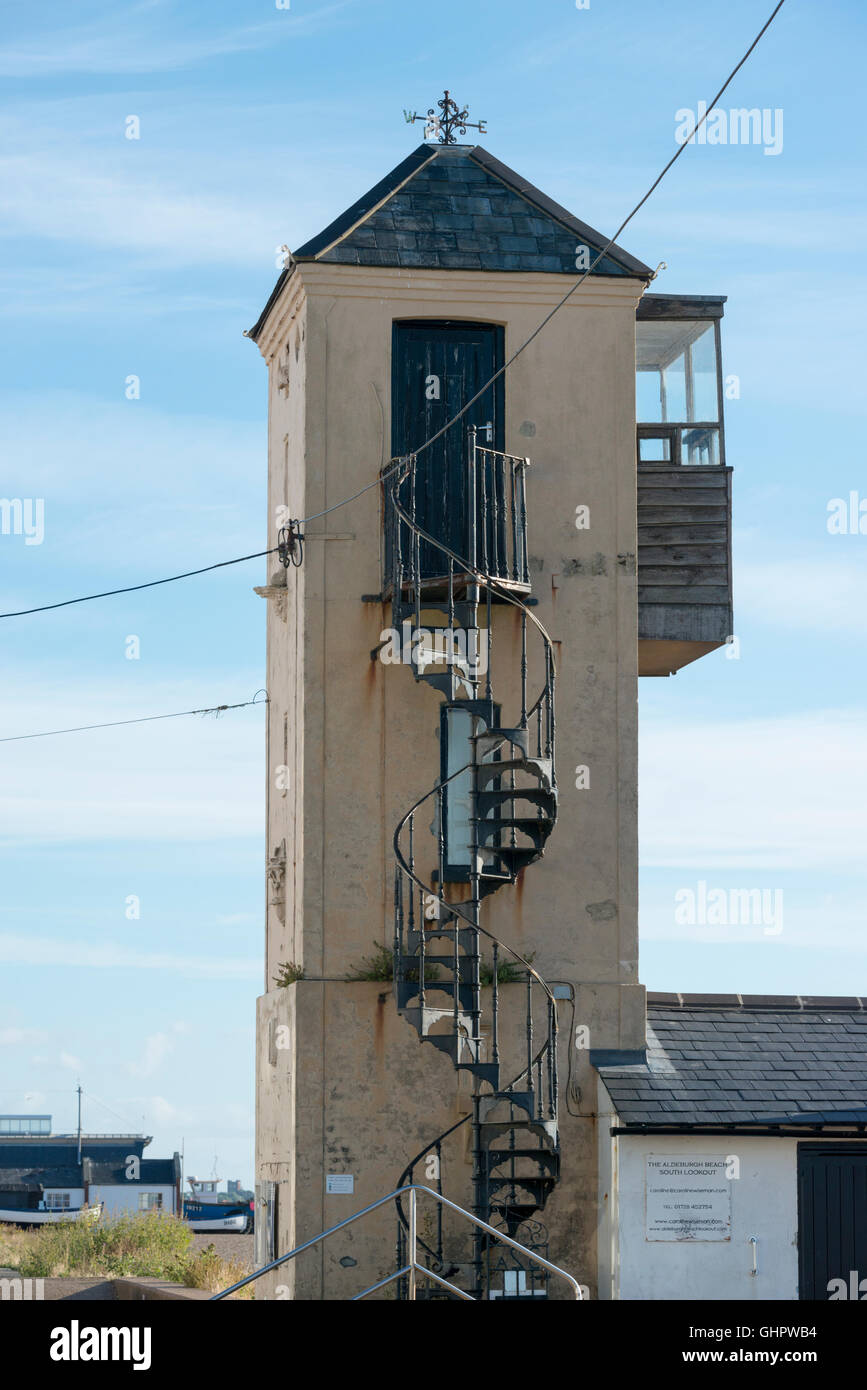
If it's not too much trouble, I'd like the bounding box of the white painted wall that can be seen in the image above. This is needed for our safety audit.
[88,1184,176,1216]
[41,1188,85,1208]
[608,1132,799,1300]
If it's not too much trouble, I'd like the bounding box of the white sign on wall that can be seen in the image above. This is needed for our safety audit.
[326,1174,354,1195]
[645,1155,731,1241]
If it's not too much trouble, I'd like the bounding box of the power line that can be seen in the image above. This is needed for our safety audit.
[0,2,787,615]
[82,1089,141,1133]
[298,0,787,522]
[0,695,268,744]
[0,548,277,621]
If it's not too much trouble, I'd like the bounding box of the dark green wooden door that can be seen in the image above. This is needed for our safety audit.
[798,1146,867,1299]
[391,320,504,578]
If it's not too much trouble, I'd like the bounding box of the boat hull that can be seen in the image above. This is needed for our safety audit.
[183,1206,251,1234]
[0,1206,100,1226]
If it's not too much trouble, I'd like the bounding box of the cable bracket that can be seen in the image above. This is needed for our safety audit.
[278,521,305,568]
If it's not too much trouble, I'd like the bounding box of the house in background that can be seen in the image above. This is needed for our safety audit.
[249,125,734,1298]
[0,1116,181,1221]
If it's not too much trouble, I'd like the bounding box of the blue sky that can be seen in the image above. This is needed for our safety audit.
[0,0,864,1187]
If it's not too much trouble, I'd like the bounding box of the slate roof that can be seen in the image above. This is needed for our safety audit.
[84,1158,177,1186]
[598,995,867,1129]
[0,1137,148,1167]
[250,143,651,340]
[0,1166,83,1192]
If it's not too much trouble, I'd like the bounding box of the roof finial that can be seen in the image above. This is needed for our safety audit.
[404,90,487,145]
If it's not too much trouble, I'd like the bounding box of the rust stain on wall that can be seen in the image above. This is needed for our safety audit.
[374,990,387,1063]
[515,866,526,908]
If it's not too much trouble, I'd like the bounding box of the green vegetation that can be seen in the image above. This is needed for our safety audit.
[345,942,536,985]
[480,950,536,985]
[274,960,305,987]
[347,942,398,981]
[0,1211,252,1298]
[10,1210,191,1279]
[179,1242,254,1298]
[347,941,441,983]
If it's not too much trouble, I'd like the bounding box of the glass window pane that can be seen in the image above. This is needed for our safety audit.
[637,318,720,425]
[681,427,720,466]
[638,435,671,461]
[690,324,719,421]
[445,708,473,869]
[662,351,687,421]
[636,368,663,423]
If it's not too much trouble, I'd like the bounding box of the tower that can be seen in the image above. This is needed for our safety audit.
[250,136,732,1298]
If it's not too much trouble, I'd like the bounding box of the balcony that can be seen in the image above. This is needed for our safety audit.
[384,429,531,600]
[636,295,733,676]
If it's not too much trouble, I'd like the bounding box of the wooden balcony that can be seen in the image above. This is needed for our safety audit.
[637,463,732,676]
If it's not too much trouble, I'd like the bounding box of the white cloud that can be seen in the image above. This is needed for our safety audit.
[0,1027,46,1045]
[0,933,259,979]
[0,152,282,267]
[635,202,867,256]
[0,270,253,322]
[0,4,356,77]
[0,93,365,270]
[0,703,264,841]
[12,1091,48,1110]
[141,1094,189,1128]
[640,708,867,871]
[59,1051,81,1070]
[0,393,266,593]
[128,1032,174,1078]
[737,554,867,635]
[642,889,867,951]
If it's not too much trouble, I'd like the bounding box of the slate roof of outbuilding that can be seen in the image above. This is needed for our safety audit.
[250,143,651,340]
[598,995,867,1128]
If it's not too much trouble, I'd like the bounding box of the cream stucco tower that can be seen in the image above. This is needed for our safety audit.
[248,139,727,1299]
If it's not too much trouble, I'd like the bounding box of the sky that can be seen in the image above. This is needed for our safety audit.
[0,0,864,1189]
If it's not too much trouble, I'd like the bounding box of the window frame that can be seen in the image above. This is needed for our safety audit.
[636,298,727,467]
[439,702,502,883]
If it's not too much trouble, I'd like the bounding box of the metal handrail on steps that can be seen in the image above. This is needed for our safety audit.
[210,1183,582,1301]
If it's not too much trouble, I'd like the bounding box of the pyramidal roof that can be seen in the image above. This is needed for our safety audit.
[250,143,651,340]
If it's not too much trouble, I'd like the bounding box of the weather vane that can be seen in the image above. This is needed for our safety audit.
[403,90,487,145]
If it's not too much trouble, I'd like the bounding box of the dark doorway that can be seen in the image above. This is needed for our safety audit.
[391,320,504,579]
[798,1145,867,1299]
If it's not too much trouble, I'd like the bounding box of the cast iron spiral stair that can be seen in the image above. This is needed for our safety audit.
[385,432,562,1298]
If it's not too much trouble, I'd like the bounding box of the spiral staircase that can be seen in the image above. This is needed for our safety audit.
[385,428,561,1299]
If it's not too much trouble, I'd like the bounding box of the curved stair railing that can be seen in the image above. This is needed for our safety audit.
[385,429,561,1299]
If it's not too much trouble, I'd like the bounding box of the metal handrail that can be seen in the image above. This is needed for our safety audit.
[210,1183,582,1301]
[472,444,531,468]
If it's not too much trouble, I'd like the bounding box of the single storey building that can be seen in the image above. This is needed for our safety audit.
[596,994,867,1300]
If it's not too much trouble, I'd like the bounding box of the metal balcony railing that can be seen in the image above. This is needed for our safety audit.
[384,427,530,594]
